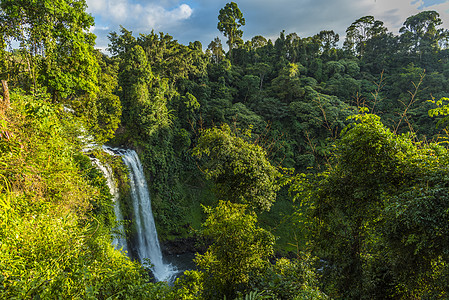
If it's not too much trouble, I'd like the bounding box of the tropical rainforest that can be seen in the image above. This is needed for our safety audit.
[2,0,449,299]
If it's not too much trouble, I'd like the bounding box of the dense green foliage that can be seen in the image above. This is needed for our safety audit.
[218,2,246,56]
[292,112,449,298]
[171,201,326,300]
[0,0,121,144]
[195,200,274,299]
[192,124,281,211]
[3,0,449,298]
[0,0,98,98]
[0,92,169,298]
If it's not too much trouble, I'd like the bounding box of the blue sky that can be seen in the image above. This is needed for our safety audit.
[86,0,449,52]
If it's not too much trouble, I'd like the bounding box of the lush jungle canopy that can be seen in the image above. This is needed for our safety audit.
[2,0,449,298]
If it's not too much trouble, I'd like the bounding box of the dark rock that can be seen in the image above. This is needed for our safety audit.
[161,236,209,255]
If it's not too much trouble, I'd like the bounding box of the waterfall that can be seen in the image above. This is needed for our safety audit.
[104,147,177,282]
[90,157,129,253]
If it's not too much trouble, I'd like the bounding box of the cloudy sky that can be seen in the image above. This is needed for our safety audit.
[86,0,449,52]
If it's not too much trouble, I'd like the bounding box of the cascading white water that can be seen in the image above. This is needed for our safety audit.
[90,157,129,253]
[105,147,177,282]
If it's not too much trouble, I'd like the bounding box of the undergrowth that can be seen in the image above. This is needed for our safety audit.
[0,91,170,299]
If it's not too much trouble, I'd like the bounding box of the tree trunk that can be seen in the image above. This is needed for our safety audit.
[1,80,9,111]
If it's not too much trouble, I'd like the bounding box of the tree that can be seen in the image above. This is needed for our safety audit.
[0,0,99,100]
[192,124,281,211]
[400,10,443,49]
[70,51,122,144]
[295,111,449,298]
[1,79,9,112]
[217,2,245,58]
[270,63,305,103]
[137,31,208,85]
[207,37,225,64]
[194,200,274,299]
[315,30,340,56]
[109,27,209,141]
[251,35,268,49]
[344,16,387,57]
[399,11,445,66]
[362,32,398,74]
[298,113,414,298]
[117,44,170,139]
[247,62,271,90]
[236,75,260,103]
[110,27,207,87]
[380,145,449,298]
[429,97,449,128]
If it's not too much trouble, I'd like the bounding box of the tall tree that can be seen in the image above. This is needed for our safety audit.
[344,16,387,57]
[315,30,340,58]
[296,111,449,298]
[298,113,412,298]
[400,10,443,49]
[399,10,446,67]
[0,0,99,100]
[195,200,274,299]
[70,51,122,144]
[217,2,245,58]
[207,37,225,64]
[138,31,207,85]
[251,35,268,49]
[192,124,281,211]
[117,44,170,139]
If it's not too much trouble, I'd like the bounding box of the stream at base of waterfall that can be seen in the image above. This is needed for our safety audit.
[94,146,178,282]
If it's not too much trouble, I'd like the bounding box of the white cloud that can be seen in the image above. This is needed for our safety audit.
[176,4,194,20]
[86,0,193,28]
[143,3,193,29]
[85,0,194,51]
[89,25,110,33]
[360,0,449,33]
[108,0,129,22]
[86,0,107,14]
